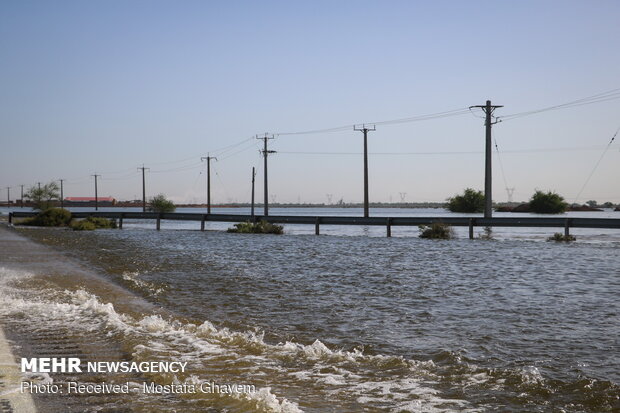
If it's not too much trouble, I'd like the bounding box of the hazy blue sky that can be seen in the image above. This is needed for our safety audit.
[1,0,619,204]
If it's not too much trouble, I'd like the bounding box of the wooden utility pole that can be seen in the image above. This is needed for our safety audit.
[200,155,217,214]
[251,167,256,219]
[354,124,376,218]
[138,166,149,212]
[6,187,10,209]
[257,134,276,216]
[470,100,502,218]
[59,179,65,209]
[20,185,24,208]
[92,174,100,210]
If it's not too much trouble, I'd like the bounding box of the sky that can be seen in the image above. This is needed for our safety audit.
[1,0,619,205]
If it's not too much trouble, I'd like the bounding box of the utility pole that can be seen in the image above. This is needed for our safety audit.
[257,134,276,216]
[353,124,376,218]
[200,155,217,214]
[251,167,256,219]
[470,100,502,218]
[137,166,149,212]
[92,174,100,211]
[59,179,65,209]
[20,185,24,208]
[6,187,10,209]
[37,182,41,190]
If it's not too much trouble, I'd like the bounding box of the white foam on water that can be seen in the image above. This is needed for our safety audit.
[121,271,164,296]
[242,387,304,413]
[0,266,478,412]
[518,366,545,386]
[0,270,303,412]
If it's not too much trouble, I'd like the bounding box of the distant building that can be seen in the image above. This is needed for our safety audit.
[64,197,116,207]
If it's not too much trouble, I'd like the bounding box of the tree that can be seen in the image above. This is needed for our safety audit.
[149,194,176,213]
[529,190,568,214]
[24,182,59,210]
[586,200,598,208]
[447,188,485,213]
[603,201,614,208]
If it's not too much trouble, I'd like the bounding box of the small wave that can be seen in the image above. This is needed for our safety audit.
[0,269,468,412]
[121,271,165,296]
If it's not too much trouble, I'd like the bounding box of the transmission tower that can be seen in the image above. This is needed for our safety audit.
[506,187,515,203]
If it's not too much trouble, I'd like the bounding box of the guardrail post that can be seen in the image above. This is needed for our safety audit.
[201,215,205,231]
[564,218,570,237]
[119,213,123,229]
[315,217,320,235]
[386,218,391,237]
[156,214,161,231]
[469,218,474,239]
[8,212,12,225]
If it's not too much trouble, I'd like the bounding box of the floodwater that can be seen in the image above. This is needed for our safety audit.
[0,207,618,412]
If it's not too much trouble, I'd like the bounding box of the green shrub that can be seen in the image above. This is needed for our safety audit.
[529,190,568,214]
[149,194,176,213]
[447,188,485,213]
[548,233,576,242]
[20,208,72,227]
[70,220,97,231]
[228,220,284,234]
[85,216,117,229]
[418,222,454,239]
[69,216,117,231]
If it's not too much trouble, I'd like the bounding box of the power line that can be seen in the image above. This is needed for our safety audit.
[573,125,620,204]
[275,107,470,136]
[217,141,259,161]
[278,144,620,156]
[210,137,255,156]
[493,136,514,203]
[499,87,620,122]
[150,161,204,173]
[100,171,139,181]
[212,163,233,205]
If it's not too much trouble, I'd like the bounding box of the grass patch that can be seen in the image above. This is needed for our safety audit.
[478,226,494,240]
[19,208,72,227]
[69,216,117,231]
[548,233,576,242]
[227,220,284,234]
[418,222,454,239]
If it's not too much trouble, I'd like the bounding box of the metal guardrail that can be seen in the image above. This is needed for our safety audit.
[8,211,620,238]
